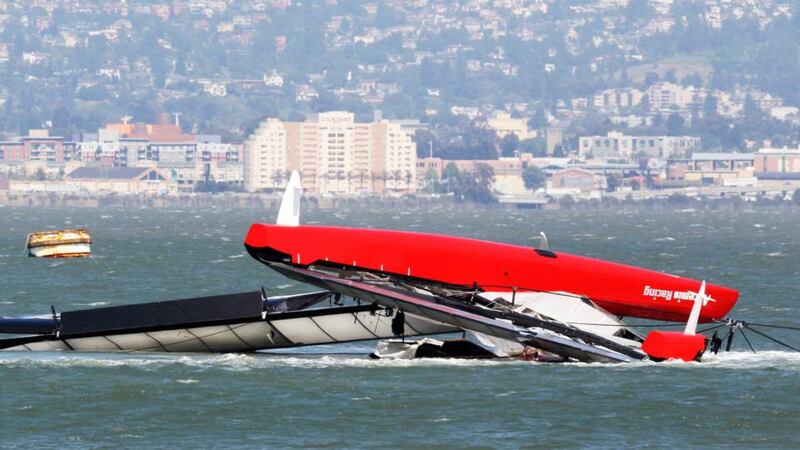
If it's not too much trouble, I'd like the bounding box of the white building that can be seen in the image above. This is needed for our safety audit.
[243,112,417,194]
[593,88,644,111]
[243,118,288,192]
[579,131,701,159]
[646,82,705,112]
[486,111,533,139]
[203,83,227,97]
[382,121,417,192]
[316,111,357,194]
[264,71,284,88]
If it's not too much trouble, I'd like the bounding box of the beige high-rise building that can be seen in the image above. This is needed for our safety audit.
[316,111,356,194]
[379,121,417,191]
[243,118,288,192]
[243,111,417,194]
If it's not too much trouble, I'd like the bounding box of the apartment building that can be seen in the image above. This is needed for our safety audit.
[754,147,800,179]
[592,88,644,111]
[0,129,65,163]
[243,111,417,194]
[646,82,706,112]
[244,118,289,191]
[579,131,701,158]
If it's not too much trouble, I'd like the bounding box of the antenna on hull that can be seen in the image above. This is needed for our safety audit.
[536,232,549,250]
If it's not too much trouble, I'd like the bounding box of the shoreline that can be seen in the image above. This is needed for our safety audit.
[1,190,799,211]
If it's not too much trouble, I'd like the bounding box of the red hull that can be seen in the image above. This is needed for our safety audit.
[245,224,739,323]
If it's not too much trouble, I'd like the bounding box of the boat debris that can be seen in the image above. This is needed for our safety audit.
[25,228,92,258]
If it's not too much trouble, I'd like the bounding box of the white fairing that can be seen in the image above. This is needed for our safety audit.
[480,291,643,349]
[276,170,302,226]
[373,291,643,360]
[464,332,524,357]
[373,338,445,359]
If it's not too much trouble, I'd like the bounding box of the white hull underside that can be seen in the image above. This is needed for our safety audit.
[28,243,91,258]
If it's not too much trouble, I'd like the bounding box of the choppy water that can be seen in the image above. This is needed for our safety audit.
[1,204,800,448]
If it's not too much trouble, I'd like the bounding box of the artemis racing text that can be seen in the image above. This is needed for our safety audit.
[643,285,705,302]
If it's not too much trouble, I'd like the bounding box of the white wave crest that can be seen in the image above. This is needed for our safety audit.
[73,302,108,307]
[1,351,797,371]
[0,352,525,371]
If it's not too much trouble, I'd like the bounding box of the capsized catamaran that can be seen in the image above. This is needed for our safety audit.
[5,171,791,362]
[241,172,739,363]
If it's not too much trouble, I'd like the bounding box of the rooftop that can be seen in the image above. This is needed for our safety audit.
[691,152,755,161]
[757,148,800,155]
[66,166,150,180]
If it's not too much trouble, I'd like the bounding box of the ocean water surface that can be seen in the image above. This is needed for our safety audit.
[1,204,799,448]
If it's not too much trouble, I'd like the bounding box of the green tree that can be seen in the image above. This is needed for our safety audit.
[527,107,548,129]
[518,138,547,156]
[424,168,439,193]
[500,133,520,157]
[644,72,660,86]
[559,194,576,209]
[455,163,497,204]
[442,162,460,193]
[77,84,109,101]
[666,112,685,135]
[664,69,677,83]
[521,166,545,190]
[606,173,622,192]
[625,0,655,23]
[413,129,437,157]
[703,95,718,117]
[743,96,764,120]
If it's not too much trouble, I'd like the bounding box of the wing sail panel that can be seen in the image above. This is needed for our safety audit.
[269,263,640,363]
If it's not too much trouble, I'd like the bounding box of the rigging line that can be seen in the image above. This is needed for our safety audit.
[719,327,733,353]
[739,328,757,354]
[403,317,421,335]
[265,319,293,342]
[745,326,800,353]
[476,283,583,299]
[697,323,727,334]
[564,322,684,328]
[143,331,169,352]
[743,322,800,332]
[725,326,736,352]
[185,328,214,352]
[136,322,254,352]
[103,335,124,351]
[351,313,380,339]
[227,324,256,351]
[308,316,340,343]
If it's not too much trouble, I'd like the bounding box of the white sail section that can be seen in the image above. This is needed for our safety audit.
[684,281,708,335]
[276,170,302,226]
